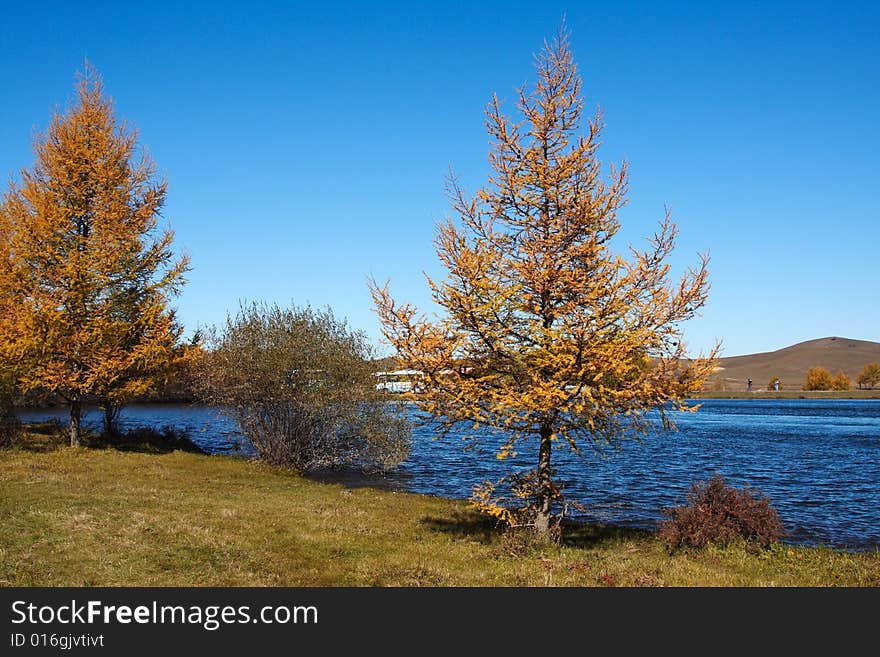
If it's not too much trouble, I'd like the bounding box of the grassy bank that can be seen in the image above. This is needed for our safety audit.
[1,436,877,586]
[693,389,880,400]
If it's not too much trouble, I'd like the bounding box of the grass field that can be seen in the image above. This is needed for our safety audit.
[1,430,877,587]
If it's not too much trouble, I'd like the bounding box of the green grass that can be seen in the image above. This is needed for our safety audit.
[1,432,877,587]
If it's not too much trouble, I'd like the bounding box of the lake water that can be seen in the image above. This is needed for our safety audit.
[18,399,880,551]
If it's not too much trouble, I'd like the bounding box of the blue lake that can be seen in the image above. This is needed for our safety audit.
[18,399,880,551]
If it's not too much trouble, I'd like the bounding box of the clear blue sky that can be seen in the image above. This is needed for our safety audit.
[2,1,877,357]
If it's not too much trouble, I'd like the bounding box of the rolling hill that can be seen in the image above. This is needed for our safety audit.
[708,336,880,391]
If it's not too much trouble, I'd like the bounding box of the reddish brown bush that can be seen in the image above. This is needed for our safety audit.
[659,474,784,550]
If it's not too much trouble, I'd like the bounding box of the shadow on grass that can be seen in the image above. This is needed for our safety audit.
[85,427,206,455]
[3,421,66,452]
[419,510,500,544]
[420,510,653,548]
[8,421,205,455]
[304,467,404,492]
[559,520,653,548]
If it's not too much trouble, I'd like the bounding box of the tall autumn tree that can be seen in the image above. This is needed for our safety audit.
[0,65,188,445]
[371,30,717,539]
[857,362,880,390]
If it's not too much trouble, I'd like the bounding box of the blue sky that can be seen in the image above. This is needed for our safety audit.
[1,1,877,357]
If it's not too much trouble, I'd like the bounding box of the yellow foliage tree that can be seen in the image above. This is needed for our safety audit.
[857,362,880,390]
[831,370,851,391]
[371,30,717,538]
[0,65,189,445]
[803,367,834,391]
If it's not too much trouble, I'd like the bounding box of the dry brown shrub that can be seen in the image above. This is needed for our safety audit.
[660,474,784,550]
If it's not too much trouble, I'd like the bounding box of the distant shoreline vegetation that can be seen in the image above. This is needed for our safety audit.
[690,390,880,400]
[11,385,880,409]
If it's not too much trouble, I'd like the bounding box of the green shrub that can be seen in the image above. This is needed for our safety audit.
[196,303,411,472]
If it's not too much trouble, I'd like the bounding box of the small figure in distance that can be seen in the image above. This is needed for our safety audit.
[747,378,753,392]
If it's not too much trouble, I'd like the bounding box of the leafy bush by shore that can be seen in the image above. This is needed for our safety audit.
[195,303,411,472]
[660,474,784,550]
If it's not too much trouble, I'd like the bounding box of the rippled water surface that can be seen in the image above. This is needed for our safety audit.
[19,399,880,550]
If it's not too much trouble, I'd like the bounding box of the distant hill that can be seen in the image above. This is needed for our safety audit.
[371,355,400,372]
[708,337,880,391]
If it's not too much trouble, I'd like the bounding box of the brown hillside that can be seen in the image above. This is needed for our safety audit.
[708,337,880,391]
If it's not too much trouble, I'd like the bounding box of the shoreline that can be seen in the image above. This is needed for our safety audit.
[691,390,880,400]
[12,388,880,412]
[5,424,879,554]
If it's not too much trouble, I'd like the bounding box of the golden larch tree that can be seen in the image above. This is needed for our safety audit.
[371,30,717,539]
[803,366,833,391]
[831,370,851,391]
[857,362,880,390]
[0,65,189,445]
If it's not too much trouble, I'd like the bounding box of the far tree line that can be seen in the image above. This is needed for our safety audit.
[762,364,879,392]
[801,364,880,391]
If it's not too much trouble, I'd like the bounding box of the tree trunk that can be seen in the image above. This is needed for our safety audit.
[101,402,120,436]
[69,398,82,447]
[534,423,554,539]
